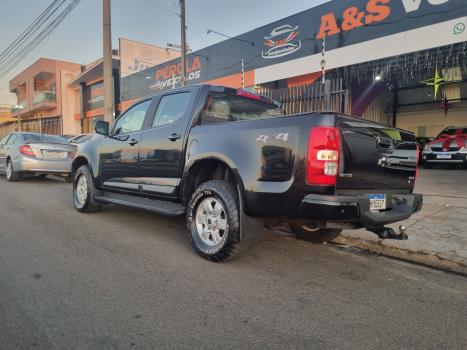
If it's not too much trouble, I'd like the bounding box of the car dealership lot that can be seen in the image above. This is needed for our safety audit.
[0,176,466,350]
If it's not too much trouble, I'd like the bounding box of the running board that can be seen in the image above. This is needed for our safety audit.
[95,192,186,216]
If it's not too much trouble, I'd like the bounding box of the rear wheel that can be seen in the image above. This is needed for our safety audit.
[187,180,244,262]
[73,165,101,213]
[290,224,342,243]
[5,160,19,182]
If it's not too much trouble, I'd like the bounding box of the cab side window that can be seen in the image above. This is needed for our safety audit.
[152,92,191,128]
[113,99,152,135]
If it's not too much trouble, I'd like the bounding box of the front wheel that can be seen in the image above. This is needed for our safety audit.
[73,165,102,213]
[187,180,244,262]
[5,160,19,182]
[290,224,342,243]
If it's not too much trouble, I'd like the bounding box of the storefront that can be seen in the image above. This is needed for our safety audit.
[120,0,467,135]
[67,58,120,134]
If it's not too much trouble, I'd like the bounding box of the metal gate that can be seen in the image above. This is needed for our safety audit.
[255,79,349,115]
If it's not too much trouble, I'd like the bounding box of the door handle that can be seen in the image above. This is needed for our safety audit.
[168,133,181,141]
[128,138,139,146]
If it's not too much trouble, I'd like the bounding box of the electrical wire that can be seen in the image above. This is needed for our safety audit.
[0,0,65,62]
[0,0,83,78]
[0,0,67,69]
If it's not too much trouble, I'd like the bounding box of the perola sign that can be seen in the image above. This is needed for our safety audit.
[150,57,202,91]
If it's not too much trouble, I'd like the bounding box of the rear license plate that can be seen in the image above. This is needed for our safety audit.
[368,194,386,211]
[437,154,451,159]
[45,151,67,158]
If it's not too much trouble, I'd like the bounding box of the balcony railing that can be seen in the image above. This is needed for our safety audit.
[33,91,56,104]
[11,101,28,114]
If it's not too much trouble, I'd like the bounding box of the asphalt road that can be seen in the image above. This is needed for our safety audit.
[0,177,466,350]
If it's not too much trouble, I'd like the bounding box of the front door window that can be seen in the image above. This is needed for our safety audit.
[113,100,151,135]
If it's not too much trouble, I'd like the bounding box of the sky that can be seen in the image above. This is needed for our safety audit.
[0,0,329,106]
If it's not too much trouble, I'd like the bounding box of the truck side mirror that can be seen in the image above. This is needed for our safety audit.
[95,121,110,136]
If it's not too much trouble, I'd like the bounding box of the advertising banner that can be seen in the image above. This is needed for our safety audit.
[121,0,467,100]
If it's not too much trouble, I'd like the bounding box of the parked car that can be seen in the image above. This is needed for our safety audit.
[0,132,75,181]
[422,126,467,168]
[60,134,77,141]
[68,133,96,145]
[71,85,422,261]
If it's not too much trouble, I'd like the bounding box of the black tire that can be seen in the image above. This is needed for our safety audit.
[290,224,342,243]
[5,159,19,182]
[73,165,102,213]
[186,180,244,262]
[37,174,48,179]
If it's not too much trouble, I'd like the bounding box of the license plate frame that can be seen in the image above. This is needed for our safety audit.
[368,194,386,211]
[44,150,67,158]
[437,154,451,159]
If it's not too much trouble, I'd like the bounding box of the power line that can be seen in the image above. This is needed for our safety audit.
[144,0,209,47]
[0,0,67,67]
[0,0,83,78]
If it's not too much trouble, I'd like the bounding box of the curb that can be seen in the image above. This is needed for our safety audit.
[332,234,467,276]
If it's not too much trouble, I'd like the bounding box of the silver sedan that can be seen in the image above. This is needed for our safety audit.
[0,132,76,181]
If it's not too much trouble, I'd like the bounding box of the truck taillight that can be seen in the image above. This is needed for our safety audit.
[306,127,340,186]
[20,145,35,157]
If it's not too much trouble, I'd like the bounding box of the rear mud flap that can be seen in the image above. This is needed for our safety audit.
[237,186,264,242]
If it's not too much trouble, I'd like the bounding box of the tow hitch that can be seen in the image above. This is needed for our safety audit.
[367,225,408,240]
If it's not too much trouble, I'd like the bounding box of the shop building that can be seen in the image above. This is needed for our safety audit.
[9,58,80,135]
[67,56,121,134]
[0,107,15,138]
[121,0,467,137]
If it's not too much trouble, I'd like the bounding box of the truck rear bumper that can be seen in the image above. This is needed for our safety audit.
[299,193,423,228]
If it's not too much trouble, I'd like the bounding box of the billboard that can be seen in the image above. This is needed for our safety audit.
[121,0,467,100]
[119,38,180,78]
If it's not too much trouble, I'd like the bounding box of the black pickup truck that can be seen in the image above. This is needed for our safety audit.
[71,84,422,261]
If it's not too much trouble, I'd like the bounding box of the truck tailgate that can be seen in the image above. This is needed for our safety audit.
[336,117,417,193]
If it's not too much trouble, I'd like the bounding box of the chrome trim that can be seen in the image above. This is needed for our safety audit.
[142,184,176,194]
[121,177,180,186]
[103,181,139,190]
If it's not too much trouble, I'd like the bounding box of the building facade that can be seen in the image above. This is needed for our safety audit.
[120,0,467,137]
[67,56,121,134]
[9,58,80,135]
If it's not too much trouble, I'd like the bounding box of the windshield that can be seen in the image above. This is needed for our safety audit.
[202,92,284,124]
[22,133,67,144]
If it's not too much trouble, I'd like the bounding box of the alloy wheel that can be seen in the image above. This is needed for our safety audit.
[6,162,12,180]
[75,174,88,208]
[195,197,228,246]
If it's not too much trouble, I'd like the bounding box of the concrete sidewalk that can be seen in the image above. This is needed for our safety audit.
[335,169,467,274]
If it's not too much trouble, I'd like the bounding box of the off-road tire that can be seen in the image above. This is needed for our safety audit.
[73,165,102,213]
[290,224,342,243]
[5,159,19,182]
[187,180,244,262]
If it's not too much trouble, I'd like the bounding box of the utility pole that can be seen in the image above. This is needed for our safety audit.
[103,0,114,123]
[180,0,187,86]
